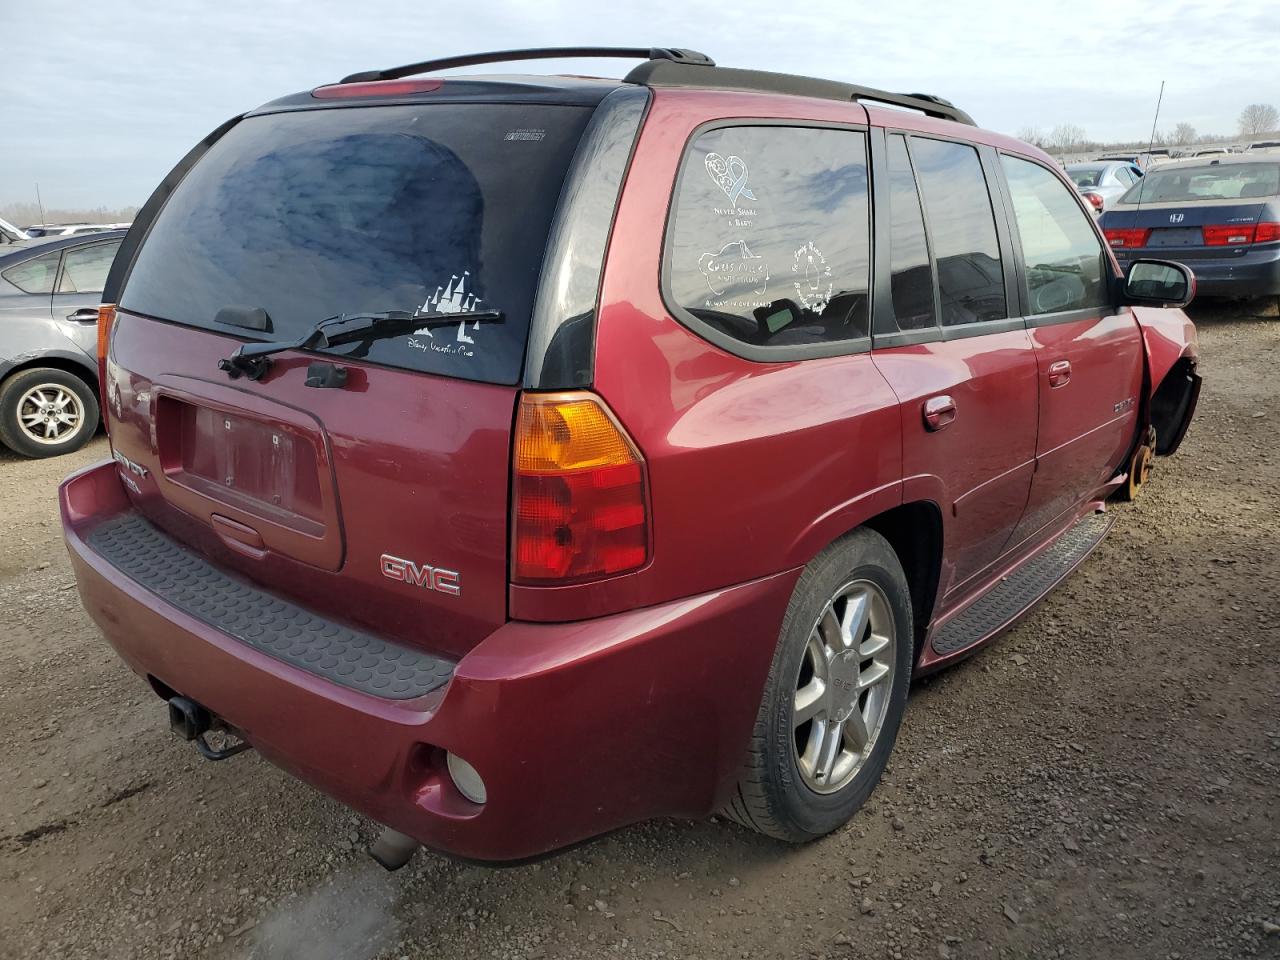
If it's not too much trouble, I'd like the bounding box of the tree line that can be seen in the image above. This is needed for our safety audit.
[1018,103,1278,153]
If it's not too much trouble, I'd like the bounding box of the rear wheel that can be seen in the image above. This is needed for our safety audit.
[0,368,98,459]
[723,528,914,842]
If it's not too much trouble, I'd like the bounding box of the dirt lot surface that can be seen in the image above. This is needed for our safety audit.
[1,304,1278,960]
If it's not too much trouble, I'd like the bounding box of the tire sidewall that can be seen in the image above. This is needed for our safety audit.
[762,531,914,838]
[0,368,99,459]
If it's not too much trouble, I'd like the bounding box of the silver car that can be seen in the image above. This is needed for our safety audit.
[0,230,125,457]
[1066,161,1144,214]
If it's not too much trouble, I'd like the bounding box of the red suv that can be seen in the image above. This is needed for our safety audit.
[61,48,1200,865]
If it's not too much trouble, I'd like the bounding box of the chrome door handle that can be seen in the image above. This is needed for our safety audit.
[66,308,100,323]
[923,395,957,432]
[1048,360,1072,388]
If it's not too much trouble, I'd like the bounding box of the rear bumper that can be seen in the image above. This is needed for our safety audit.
[1117,247,1280,297]
[61,460,798,861]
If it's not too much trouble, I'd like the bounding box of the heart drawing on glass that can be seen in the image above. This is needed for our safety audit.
[704,152,758,209]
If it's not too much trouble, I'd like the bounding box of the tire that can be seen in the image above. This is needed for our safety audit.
[723,528,914,842]
[0,367,99,459]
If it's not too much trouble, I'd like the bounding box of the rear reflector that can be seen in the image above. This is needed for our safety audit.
[312,79,444,99]
[1104,228,1151,248]
[512,392,648,583]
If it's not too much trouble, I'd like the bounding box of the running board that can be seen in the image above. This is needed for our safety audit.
[930,511,1114,657]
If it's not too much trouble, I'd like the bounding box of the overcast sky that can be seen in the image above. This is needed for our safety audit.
[2,0,1277,210]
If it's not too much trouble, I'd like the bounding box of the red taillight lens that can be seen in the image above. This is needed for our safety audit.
[1255,222,1280,244]
[1202,224,1256,246]
[1104,228,1152,248]
[312,79,443,98]
[512,392,648,583]
[1082,192,1104,211]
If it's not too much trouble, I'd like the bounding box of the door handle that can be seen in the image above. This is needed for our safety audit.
[1048,360,1072,388]
[66,308,100,323]
[923,395,957,432]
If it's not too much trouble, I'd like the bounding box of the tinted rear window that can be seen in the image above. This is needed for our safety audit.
[120,103,593,384]
[1119,162,1279,203]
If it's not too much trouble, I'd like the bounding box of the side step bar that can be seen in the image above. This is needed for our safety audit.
[930,511,1114,658]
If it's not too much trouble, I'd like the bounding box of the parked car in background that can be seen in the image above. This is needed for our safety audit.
[1192,147,1231,158]
[23,223,129,238]
[61,47,1200,867]
[1100,156,1280,299]
[1067,160,1144,213]
[0,230,125,456]
[1098,153,1147,168]
[0,218,29,244]
[1246,140,1280,154]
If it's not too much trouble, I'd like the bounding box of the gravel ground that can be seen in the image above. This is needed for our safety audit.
[0,303,1277,960]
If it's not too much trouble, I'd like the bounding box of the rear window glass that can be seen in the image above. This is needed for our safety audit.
[666,125,871,353]
[120,103,593,384]
[1068,168,1102,188]
[1119,162,1279,203]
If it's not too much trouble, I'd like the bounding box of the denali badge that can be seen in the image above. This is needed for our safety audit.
[380,554,461,596]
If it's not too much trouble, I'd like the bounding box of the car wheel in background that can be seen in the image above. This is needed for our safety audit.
[0,367,99,459]
[723,528,914,842]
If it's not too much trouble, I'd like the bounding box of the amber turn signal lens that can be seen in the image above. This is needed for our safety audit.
[96,304,117,362]
[512,392,648,583]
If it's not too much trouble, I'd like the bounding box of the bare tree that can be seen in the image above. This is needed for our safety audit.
[1238,103,1279,136]
[1172,122,1197,145]
[1017,126,1045,147]
[1046,123,1087,152]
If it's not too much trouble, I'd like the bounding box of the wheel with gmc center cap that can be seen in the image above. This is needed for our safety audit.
[723,528,913,841]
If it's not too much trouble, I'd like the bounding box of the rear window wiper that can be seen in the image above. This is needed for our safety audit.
[217,309,503,380]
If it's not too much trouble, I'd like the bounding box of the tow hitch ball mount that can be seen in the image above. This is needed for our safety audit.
[167,696,253,761]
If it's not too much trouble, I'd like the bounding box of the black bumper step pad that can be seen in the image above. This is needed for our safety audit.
[86,513,454,700]
[931,511,1113,657]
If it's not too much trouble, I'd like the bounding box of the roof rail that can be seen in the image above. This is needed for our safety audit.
[340,47,714,84]
[623,60,975,126]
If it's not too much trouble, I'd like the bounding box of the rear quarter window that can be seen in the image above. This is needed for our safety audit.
[119,103,594,385]
[665,124,871,357]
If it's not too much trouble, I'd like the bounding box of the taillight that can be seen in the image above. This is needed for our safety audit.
[512,392,648,583]
[312,79,443,98]
[1202,224,1255,246]
[96,304,116,431]
[1082,192,1104,212]
[1103,228,1151,248]
[1255,222,1280,244]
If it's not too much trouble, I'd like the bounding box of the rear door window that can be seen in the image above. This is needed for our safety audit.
[885,135,937,331]
[1001,155,1110,315]
[119,103,594,385]
[666,125,871,354]
[58,239,122,294]
[909,137,1007,326]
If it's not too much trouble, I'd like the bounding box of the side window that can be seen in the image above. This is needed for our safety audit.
[1113,166,1135,186]
[886,135,937,330]
[57,240,122,294]
[1000,155,1110,315]
[2,250,62,294]
[909,137,1007,326]
[667,125,871,350]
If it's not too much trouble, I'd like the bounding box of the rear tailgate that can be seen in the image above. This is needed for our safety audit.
[103,99,597,659]
[1104,201,1267,252]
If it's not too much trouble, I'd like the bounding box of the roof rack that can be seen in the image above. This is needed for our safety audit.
[624,60,975,125]
[336,47,974,126]
[340,47,714,84]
